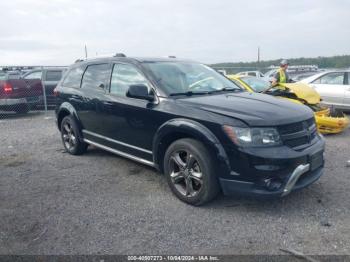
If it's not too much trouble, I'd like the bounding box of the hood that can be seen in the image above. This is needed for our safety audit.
[279,82,321,105]
[177,91,313,126]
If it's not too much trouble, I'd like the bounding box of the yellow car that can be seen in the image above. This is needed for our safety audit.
[228,75,349,134]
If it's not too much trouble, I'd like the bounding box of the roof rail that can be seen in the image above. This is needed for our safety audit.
[114,53,126,57]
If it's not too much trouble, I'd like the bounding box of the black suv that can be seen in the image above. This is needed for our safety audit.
[55,55,325,205]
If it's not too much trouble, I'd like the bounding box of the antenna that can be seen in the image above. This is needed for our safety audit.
[84,44,88,59]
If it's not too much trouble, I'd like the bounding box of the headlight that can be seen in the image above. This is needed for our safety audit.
[222,125,282,147]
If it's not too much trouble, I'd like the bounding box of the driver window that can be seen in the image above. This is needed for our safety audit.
[313,73,344,85]
[110,64,149,97]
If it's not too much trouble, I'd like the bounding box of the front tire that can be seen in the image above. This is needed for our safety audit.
[164,138,219,205]
[60,115,88,155]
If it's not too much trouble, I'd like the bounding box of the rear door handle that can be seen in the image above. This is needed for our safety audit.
[103,101,113,106]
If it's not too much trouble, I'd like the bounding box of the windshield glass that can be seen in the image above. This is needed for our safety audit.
[240,77,270,92]
[143,61,242,95]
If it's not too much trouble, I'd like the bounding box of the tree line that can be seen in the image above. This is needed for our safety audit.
[211,55,350,70]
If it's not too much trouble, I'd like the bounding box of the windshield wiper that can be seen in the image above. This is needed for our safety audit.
[207,87,242,94]
[169,91,209,97]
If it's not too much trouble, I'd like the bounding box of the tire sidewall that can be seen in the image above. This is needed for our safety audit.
[60,115,81,155]
[164,139,216,205]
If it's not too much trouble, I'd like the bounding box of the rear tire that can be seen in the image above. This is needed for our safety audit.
[164,138,219,206]
[60,115,88,155]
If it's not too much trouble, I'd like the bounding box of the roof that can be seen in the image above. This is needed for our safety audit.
[76,56,194,65]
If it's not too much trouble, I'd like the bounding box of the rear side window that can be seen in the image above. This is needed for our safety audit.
[46,70,63,81]
[61,67,84,88]
[313,72,344,85]
[81,64,110,90]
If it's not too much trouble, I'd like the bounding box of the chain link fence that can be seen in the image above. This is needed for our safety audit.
[0,66,66,118]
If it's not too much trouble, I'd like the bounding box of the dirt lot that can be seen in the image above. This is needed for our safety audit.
[0,112,349,255]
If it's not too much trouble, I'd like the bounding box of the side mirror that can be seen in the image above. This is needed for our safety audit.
[126,84,154,101]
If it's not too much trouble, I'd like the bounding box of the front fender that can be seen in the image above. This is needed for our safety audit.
[152,118,231,176]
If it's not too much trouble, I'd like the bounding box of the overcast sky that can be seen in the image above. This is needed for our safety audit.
[0,0,349,65]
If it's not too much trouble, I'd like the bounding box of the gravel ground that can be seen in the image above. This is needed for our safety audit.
[0,111,349,255]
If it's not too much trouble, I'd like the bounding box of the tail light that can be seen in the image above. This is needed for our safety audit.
[4,82,13,93]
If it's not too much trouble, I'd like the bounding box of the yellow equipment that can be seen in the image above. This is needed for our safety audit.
[228,75,349,134]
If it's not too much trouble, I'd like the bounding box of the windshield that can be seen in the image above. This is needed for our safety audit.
[143,61,242,95]
[240,77,270,92]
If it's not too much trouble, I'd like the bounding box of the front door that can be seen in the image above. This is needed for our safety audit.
[98,63,161,161]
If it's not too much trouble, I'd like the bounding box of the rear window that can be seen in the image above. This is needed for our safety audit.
[46,70,63,81]
[61,67,84,88]
[24,71,42,79]
[0,73,7,80]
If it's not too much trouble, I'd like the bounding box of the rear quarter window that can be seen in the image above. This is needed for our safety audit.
[61,67,84,88]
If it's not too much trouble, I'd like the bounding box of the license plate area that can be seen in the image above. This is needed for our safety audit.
[310,151,324,171]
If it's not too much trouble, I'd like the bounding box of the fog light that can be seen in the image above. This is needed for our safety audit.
[254,165,281,171]
[262,178,283,191]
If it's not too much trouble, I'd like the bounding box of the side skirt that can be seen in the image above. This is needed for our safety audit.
[84,138,155,167]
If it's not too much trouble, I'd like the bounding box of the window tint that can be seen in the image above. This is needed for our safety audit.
[81,64,110,90]
[46,70,63,81]
[110,64,149,96]
[62,67,84,88]
[24,71,42,79]
[313,72,344,85]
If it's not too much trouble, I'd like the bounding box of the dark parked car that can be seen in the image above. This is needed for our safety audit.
[22,67,67,106]
[0,67,66,114]
[55,55,325,205]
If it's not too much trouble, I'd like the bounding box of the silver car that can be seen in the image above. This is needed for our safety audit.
[301,70,350,110]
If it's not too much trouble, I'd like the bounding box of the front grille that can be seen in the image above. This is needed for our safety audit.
[278,118,318,150]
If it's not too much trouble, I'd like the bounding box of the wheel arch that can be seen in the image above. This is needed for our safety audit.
[56,102,83,133]
[152,118,231,175]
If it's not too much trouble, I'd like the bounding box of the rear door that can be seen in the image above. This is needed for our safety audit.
[77,63,111,134]
[311,72,346,107]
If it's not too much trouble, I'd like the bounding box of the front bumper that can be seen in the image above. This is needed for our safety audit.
[0,96,42,107]
[219,135,325,197]
[220,165,323,197]
[0,98,27,106]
